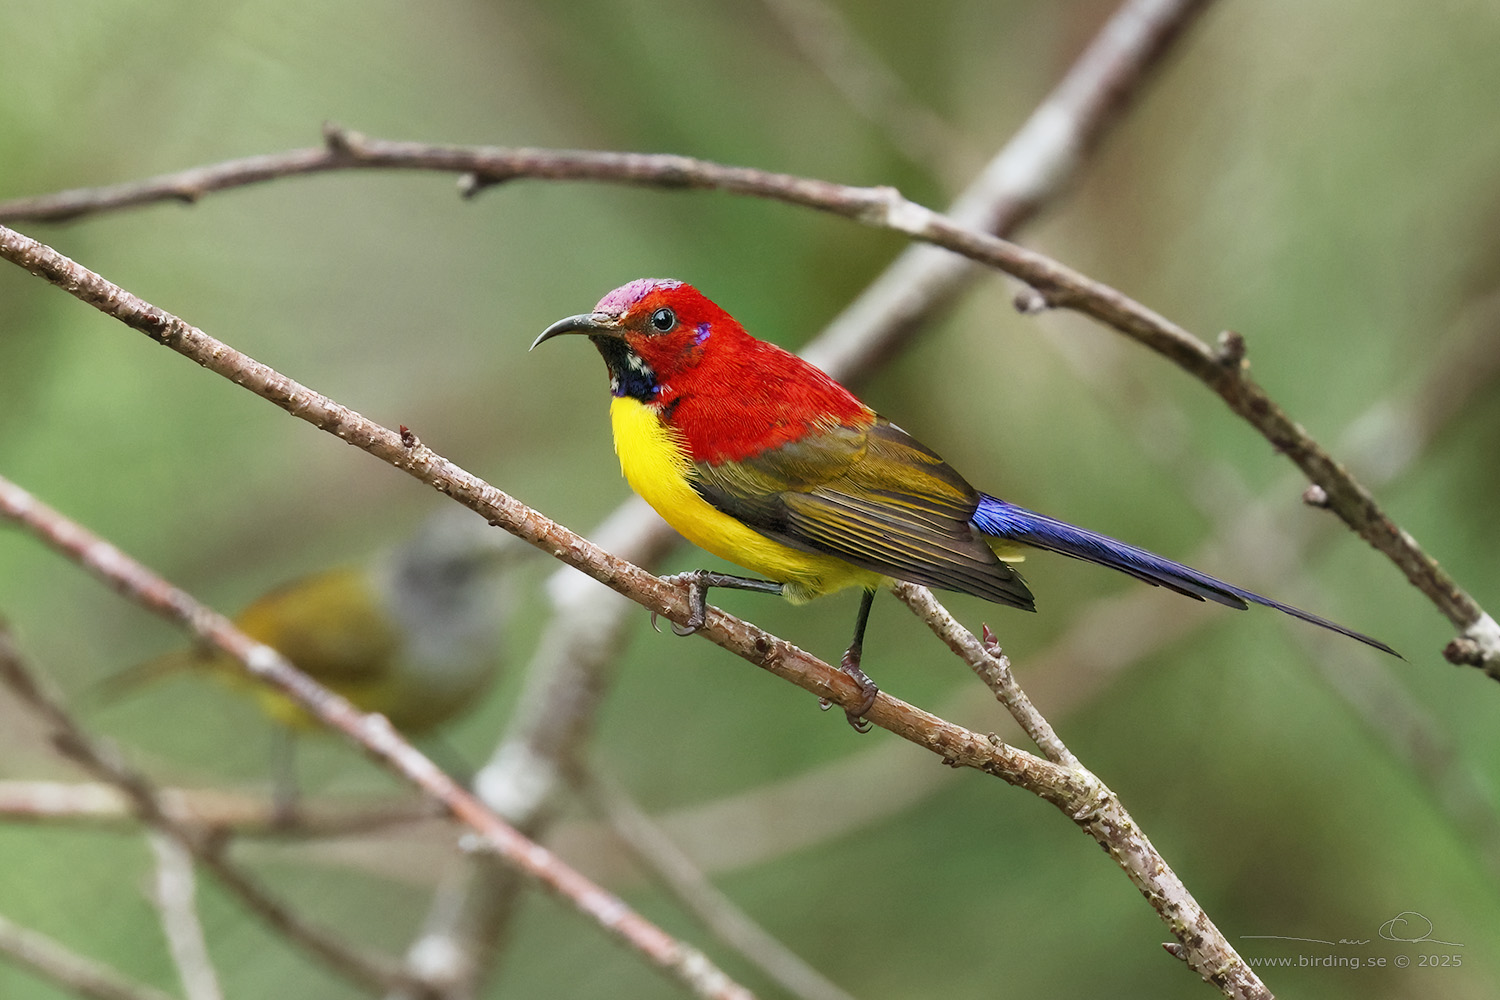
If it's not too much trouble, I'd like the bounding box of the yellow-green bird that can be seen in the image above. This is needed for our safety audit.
[105,510,523,746]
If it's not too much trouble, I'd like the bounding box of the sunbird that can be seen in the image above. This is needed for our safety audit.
[100,511,525,791]
[534,279,1396,730]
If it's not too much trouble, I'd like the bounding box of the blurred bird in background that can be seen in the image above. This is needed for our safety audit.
[535,279,1396,730]
[99,508,526,799]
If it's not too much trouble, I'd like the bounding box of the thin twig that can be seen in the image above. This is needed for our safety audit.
[0,626,422,998]
[1030,280,1500,875]
[0,908,178,1000]
[0,490,757,1000]
[891,583,1077,768]
[0,239,1269,997]
[147,832,224,1000]
[514,297,1500,895]
[803,0,1220,380]
[398,501,679,999]
[425,2,1229,987]
[0,779,438,836]
[3,68,1478,667]
[886,585,1272,998]
[580,772,860,1000]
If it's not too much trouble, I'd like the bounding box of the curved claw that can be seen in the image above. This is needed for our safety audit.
[838,648,880,734]
[816,694,870,731]
[649,572,711,637]
[842,685,877,732]
[671,593,706,637]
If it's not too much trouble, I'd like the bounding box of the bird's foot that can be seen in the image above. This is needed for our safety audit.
[652,571,711,636]
[652,571,785,637]
[818,647,878,733]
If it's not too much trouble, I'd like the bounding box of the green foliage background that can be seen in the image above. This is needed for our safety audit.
[3,1,1499,998]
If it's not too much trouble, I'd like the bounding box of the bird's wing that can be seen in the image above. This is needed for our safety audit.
[691,417,1035,609]
[236,569,405,683]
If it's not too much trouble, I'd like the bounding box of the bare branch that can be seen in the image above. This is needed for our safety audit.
[0,780,438,836]
[523,295,1500,896]
[0,626,421,998]
[0,250,1029,791]
[3,63,1479,665]
[1029,280,1500,873]
[891,585,1272,998]
[806,0,1220,379]
[892,583,1077,768]
[0,231,1275,997]
[0,6,1468,996]
[426,3,1231,985]
[0,488,758,1000]
[0,909,178,1000]
[397,502,682,999]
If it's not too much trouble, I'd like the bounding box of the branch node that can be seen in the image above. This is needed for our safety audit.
[1213,329,1247,368]
[321,122,362,157]
[399,425,420,449]
[1013,286,1051,315]
[1444,638,1481,666]
[129,305,173,342]
[457,172,508,200]
[864,186,932,234]
[1070,785,1110,824]
[1448,614,1500,677]
[1301,484,1329,508]
[980,623,1004,656]
[1162,942,1187,961]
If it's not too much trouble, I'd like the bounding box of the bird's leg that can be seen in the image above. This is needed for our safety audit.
[657,570,784,636]
[269,727,301,827]
[819,587,879,733]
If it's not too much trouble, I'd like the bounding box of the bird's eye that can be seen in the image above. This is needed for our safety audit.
[650,307,677,333]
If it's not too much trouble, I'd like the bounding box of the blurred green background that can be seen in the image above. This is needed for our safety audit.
[3,1,1500,998]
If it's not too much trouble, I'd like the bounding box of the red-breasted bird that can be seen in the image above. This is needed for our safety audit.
[534,279,1397,730]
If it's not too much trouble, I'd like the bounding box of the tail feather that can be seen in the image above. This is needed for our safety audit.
[972,494,1399,657]
[81,648,207,708]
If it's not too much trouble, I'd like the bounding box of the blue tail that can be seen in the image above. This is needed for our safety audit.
[971,494,1398,657]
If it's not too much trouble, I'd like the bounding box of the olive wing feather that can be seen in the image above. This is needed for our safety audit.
[690,418,1035,609]
[236,569,404,682]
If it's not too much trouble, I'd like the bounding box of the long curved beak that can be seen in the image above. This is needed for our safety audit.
[530,312,622,350]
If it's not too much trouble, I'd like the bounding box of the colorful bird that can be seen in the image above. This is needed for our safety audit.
[534,279,1396,730]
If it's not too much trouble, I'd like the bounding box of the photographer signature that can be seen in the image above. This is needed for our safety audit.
[1241,910,1463,948]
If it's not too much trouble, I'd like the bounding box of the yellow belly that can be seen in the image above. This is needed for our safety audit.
[610,396,883,602]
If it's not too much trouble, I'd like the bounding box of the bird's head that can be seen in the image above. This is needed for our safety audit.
[531,278,741,401]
